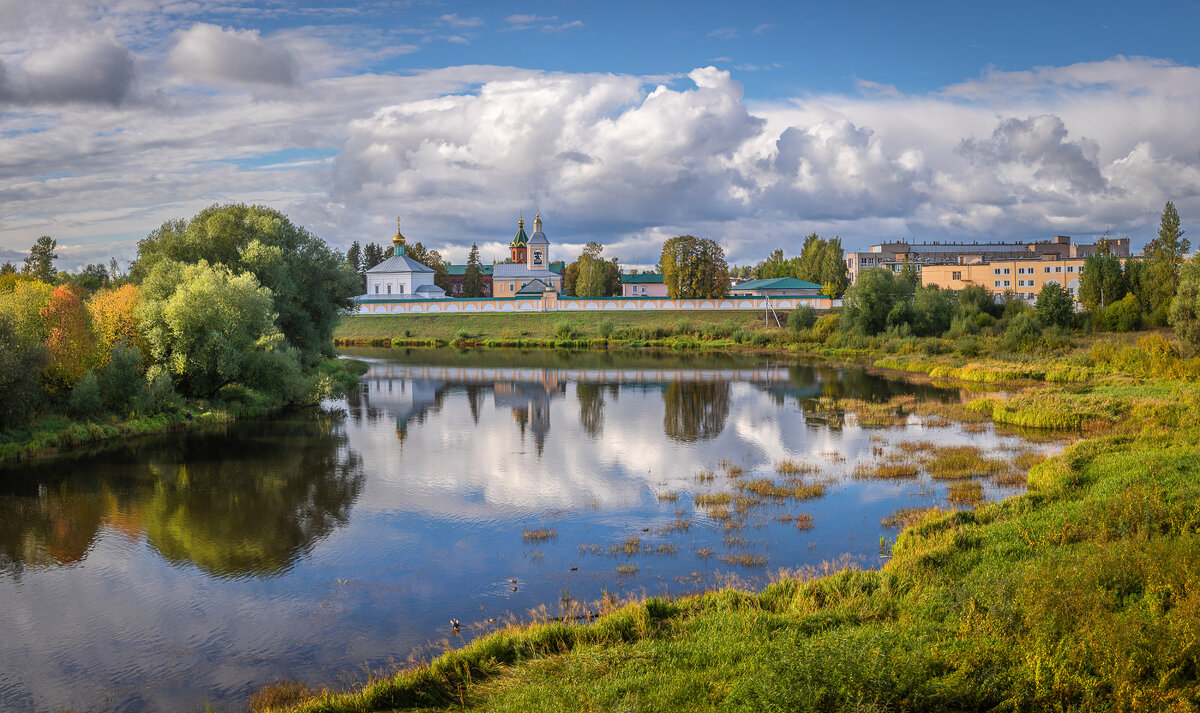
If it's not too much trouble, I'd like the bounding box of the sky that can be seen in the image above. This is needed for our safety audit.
[2,0,1200,270]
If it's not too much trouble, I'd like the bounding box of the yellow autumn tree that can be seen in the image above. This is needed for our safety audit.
[88,284,144,365]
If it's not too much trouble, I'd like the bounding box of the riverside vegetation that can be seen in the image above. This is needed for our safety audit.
[284,230,1200,711]
[0,204,364,462]
[266,324,1200,710]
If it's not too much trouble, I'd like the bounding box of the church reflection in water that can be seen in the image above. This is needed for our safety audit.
[346,361,857,453]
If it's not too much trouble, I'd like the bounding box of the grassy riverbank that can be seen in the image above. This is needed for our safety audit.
[334,311,785,348]
[0,358,367,464]
[261,331,1200,712]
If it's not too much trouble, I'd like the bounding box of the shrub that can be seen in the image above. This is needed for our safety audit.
[788,305,817,332]
[69,372,104,418]
[554,320,575,339]
[750,332,770,346]
[955,335,981,357]
[1003,312,1043,352]
[149,371,182,413]
[811,313,839,343]
[1170,259,1200,354]
[1103,293,1142,332]
[98,341,150,416]
[0,315,47,429]
[598,320,614,338]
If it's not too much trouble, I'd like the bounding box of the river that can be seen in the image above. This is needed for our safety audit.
[0,348,1057,712]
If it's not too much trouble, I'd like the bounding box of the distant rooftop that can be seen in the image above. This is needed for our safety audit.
[620,272,663,283]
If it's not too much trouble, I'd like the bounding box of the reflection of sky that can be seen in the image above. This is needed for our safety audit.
[0,352,1057,713]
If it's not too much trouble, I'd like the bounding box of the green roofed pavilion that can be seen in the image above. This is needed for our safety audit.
[729,277,823,297]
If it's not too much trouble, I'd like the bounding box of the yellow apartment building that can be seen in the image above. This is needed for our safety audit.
[922,258,1088,301]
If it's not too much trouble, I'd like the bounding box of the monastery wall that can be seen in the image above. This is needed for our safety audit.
[353,294,838,315]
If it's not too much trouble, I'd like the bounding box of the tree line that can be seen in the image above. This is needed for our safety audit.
[0,204,361,433]
[836,201,1200,355]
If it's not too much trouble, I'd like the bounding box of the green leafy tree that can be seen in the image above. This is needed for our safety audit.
[817,237,850,297]
[755,249,791,279]
[0,279,54,340]
[576,254,607,297]
[754,235,848,296]
[137,260,288,398]
[604,258,621,297]
[911,285,955,337]
[660,236,729,299]
[1035,281,1073,328]
[1078,254,1127,311]
[130,204,359,363]
[462,243,483,297]
[1144,201,1189,312]
[70,263,111,293]
[0,263,15,276]
[22,236,58,283]
[840,268,915,335]
[563,262,579,296]
[573,243,607,297]
[1169,258,1200,355]
[0,315,47,429]
[899,261,921,288]
[796,234,824,280]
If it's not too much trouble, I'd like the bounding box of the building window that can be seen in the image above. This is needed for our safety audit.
[1045,267,1051,273]
[1004,280,1011,287]
[994,280,1002,287]
[386,285,391,294]
[374,285,379,294]
[399,284,405,294]
[952,271,961,280]
[994,268,1001,275]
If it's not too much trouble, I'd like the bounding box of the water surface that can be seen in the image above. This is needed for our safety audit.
[0,348,1051,712]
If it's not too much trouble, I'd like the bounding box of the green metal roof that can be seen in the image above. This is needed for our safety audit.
[732,277,823,291]
[510,224,529,247]
[445,264,495,276]
[620,272,664,284]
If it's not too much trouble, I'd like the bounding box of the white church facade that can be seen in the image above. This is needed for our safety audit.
[363,221,447,299]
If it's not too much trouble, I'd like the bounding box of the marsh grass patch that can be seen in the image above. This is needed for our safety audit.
[522,527,557,542]
[947,481,985,506]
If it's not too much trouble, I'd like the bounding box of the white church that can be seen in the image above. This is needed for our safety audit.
[363,220,447,299]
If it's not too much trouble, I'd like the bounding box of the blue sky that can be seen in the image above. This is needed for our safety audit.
[2,0,1199,269]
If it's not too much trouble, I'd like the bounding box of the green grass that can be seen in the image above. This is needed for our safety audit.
[264,363,1200,713]
[335,311,778,345]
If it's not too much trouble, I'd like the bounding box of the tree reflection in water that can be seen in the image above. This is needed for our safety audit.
[577,383,618,439]
[0,411,364,579]
[662,381,731,442]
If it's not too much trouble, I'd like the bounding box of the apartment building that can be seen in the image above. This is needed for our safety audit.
[844,235,1129,284]
[921,257,1092,300]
